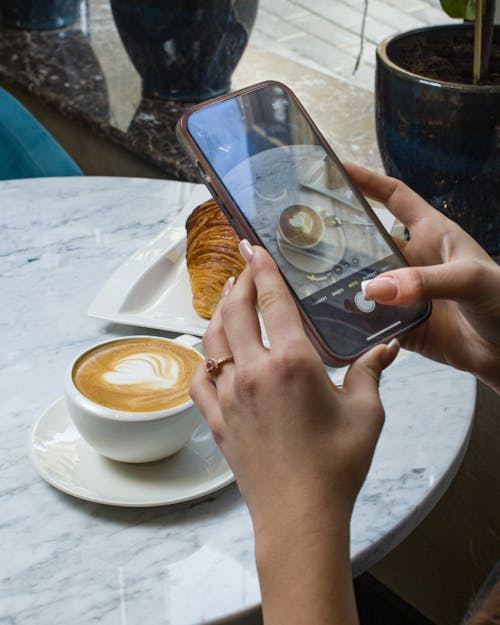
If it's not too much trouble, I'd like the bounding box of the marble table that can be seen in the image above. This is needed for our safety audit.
[1,176,476,625]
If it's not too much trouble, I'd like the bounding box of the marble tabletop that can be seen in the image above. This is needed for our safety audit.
[1,176,476,625]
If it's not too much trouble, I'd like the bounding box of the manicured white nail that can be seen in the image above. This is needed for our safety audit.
[222,276,235,297]
[387,338,400,351]
[361,279,371,297]
[362,276,397,301]
[239,239,254,263]
[382,338,400,368]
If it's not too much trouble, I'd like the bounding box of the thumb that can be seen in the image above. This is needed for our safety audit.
[342,339,400,398]
[362,260,493,306]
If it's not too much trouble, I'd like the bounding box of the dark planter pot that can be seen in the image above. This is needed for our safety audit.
[0,0,80,29]
[376,24,500,254]
[110,0,259,101]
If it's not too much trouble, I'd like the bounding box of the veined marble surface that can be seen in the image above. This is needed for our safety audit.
[1,177,475,624]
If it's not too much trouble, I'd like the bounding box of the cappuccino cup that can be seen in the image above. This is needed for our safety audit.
[278,204,325,249]
[64,335,204,463]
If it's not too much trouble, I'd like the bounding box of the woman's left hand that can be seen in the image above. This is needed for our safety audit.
[190,243,399,539]
[190,243,400,625]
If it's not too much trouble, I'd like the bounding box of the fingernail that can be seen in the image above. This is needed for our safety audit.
[382,338,400,368]
[361,276,398,301]
[222,276,235,297]
[239,239,254,263]
[387,338,400,353]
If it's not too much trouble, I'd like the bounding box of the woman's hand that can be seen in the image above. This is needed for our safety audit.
[347,163,500,394]
[190,243,399,625]
[191,243,399,534]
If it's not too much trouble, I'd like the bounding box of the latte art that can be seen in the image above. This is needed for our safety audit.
[103,353,180,390]
[279,204,324,248]
[73,338,202,412]
[289,211,315,235]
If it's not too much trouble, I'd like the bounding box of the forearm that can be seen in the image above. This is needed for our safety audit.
[254,513,359,625]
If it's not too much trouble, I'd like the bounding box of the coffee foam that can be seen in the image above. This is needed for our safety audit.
[279,204,323,247]
[73,338,203,413]
[103,353,180,389]
[289,211,315,235]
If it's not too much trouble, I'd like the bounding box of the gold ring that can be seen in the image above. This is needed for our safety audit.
[205,355,234,376]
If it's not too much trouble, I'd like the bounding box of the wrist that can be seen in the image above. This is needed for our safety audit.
[251,488,354,539]
[255,524,351,576]
[253,503,353,570]
[253,510,358,625]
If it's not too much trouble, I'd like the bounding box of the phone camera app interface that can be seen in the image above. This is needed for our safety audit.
[188,85,427,355]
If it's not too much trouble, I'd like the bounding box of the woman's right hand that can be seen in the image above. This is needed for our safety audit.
[346,163,500,394]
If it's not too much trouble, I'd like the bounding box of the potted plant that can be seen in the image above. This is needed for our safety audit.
[375,0,500,254]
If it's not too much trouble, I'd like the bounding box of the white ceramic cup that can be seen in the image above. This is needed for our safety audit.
[64,334,203,463]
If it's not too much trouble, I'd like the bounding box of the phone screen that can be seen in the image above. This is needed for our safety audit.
[186,83,428,358]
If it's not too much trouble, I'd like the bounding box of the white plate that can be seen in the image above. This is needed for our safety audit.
[29,397,234,507]
[88,185,212,336]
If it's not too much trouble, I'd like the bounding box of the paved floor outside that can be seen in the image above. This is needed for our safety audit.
[252,0,457,90]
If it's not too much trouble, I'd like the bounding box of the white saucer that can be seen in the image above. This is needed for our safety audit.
[276,225,347,274]
[29,397,234,507]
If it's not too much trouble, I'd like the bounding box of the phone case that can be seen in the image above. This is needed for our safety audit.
[176,81,431,365]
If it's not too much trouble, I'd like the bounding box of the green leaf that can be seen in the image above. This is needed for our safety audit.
[439,0,477,19]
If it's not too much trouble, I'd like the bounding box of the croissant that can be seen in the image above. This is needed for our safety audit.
[186,198,245,319]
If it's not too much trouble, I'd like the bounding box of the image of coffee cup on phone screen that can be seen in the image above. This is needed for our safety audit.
[277,225,347,275]
[278,204,325,248]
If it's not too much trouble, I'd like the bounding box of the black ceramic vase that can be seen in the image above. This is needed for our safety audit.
[110,0,259,101]
[376,24,500,254]
[0,0,81,29]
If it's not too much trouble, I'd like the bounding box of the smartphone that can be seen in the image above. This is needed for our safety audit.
[177,80,430,366]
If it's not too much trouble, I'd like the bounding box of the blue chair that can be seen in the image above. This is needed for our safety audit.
[0,87,82,180]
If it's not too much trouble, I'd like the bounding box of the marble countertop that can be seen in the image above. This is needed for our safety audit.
[0,0,382,181]
[1,176,476,624]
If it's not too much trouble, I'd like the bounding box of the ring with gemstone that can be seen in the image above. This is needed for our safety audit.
[205,355,234,377]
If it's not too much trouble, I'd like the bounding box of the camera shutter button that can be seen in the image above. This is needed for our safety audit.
[354,291,376,313]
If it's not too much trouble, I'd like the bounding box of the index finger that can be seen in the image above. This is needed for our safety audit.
[247,246,308,346]
[344,163,438,228]
[220,265,265,362]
